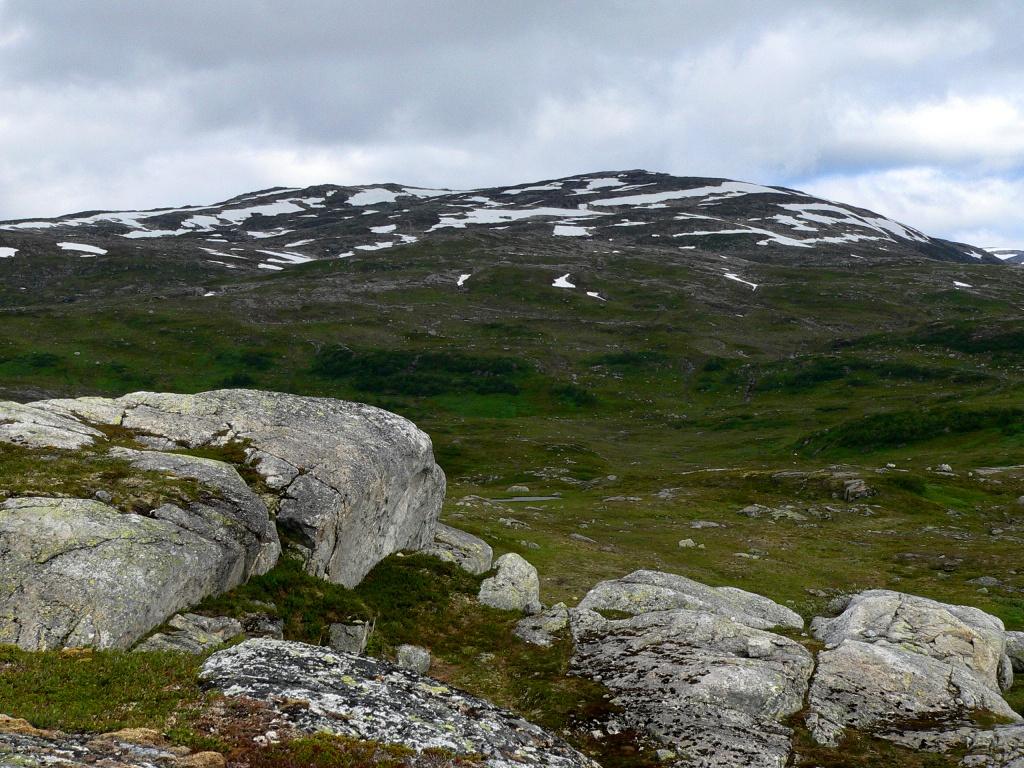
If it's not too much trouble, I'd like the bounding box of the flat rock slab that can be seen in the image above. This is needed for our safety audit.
[577,569,804,631]
[200,638,598,768]
[7,389,446,587]
[569,607,814,768]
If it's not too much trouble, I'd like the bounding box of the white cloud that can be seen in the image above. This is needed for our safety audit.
[802,167,1024,247]
[0,0,1020,246]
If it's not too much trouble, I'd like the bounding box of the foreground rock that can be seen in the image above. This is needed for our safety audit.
[200,638,597,768]
[420,522,493,575]
[807,589,1022,753]
[1007,631,1024,673]
[0,497,272,651]
[7,389,446,587]
[570,606,814,768]
[0,715,223,768]
[478,553,542,614]
[578,570,804,630]
[811,589,1012,692]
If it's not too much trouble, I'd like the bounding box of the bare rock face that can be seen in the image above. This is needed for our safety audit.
[515,603,570,647]
[200,638,598,768]
[1006,631,1024,673]
[578,569,804,631]
[0,389,446,649]
[569,606,814,768]
[133,613,244,654]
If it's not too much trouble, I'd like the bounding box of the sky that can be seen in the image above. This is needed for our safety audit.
[0,0,1021,247]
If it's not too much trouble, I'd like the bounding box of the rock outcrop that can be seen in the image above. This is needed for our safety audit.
[420,522,493,575]
[0,389,446,650]
[478,553,542,614]
[577,569,804,630]
[570,605,814,768]
[200,638,598,768]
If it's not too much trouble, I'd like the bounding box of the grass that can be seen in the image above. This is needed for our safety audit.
[0,645,208,733]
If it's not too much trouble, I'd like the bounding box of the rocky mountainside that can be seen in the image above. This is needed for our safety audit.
[0,170,994,282]
[988,248,1024,264]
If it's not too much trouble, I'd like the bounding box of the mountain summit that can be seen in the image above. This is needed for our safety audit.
[0,170,996,276]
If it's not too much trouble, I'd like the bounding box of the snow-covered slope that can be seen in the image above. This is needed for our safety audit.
[0,170,995,273]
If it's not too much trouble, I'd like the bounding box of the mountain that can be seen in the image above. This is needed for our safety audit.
[987,247,1024,264]
[0,170,996,282]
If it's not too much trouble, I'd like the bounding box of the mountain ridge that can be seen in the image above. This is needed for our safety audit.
[0,170,999,277]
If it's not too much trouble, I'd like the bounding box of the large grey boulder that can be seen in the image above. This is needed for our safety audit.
[200,638,598,768]
[5,389,446,587]
[478,553,542,614]
[812,589,1011,692]
[0,496,272,651]
[420,522,493,575]
[807,639,1021,748]
[569,606,814,768]
[578,570,804,631]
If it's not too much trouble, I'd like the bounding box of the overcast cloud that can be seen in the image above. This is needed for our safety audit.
[0,0,1021,246]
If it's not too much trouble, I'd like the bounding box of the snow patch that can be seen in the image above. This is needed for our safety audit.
[457,273,471,287]
[0,247,17,258]
[723,272,758,290]
[552,273,575,289]
[57,242,107,255]
[553,224,591,237]
[371,224,397,234]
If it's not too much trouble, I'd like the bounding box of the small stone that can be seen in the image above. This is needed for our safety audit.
[396,644,431,674]
[690,520,724,529]
[569,532,597,544]
[678,538,697,548]
[519,540,541,550]
[499,517,529,529]
[93,489,113,504]
[241,612,284,640]
[937,463,954,473]
[507,485,530,494]
[478,553,542,614]
[328,621,371,655]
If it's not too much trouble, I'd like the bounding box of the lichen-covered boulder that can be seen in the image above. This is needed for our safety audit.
[578,570,804,631]
[478,553,542,614]
[420,522,493,575]
[200,638,598,768]
[5,389,446,587]
[812,589,1011,692]
[0,496,274,651]
[0,715,224,768]
[569,606,814,768]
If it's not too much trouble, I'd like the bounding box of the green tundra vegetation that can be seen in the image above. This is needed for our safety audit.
[1,235,1023,765]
